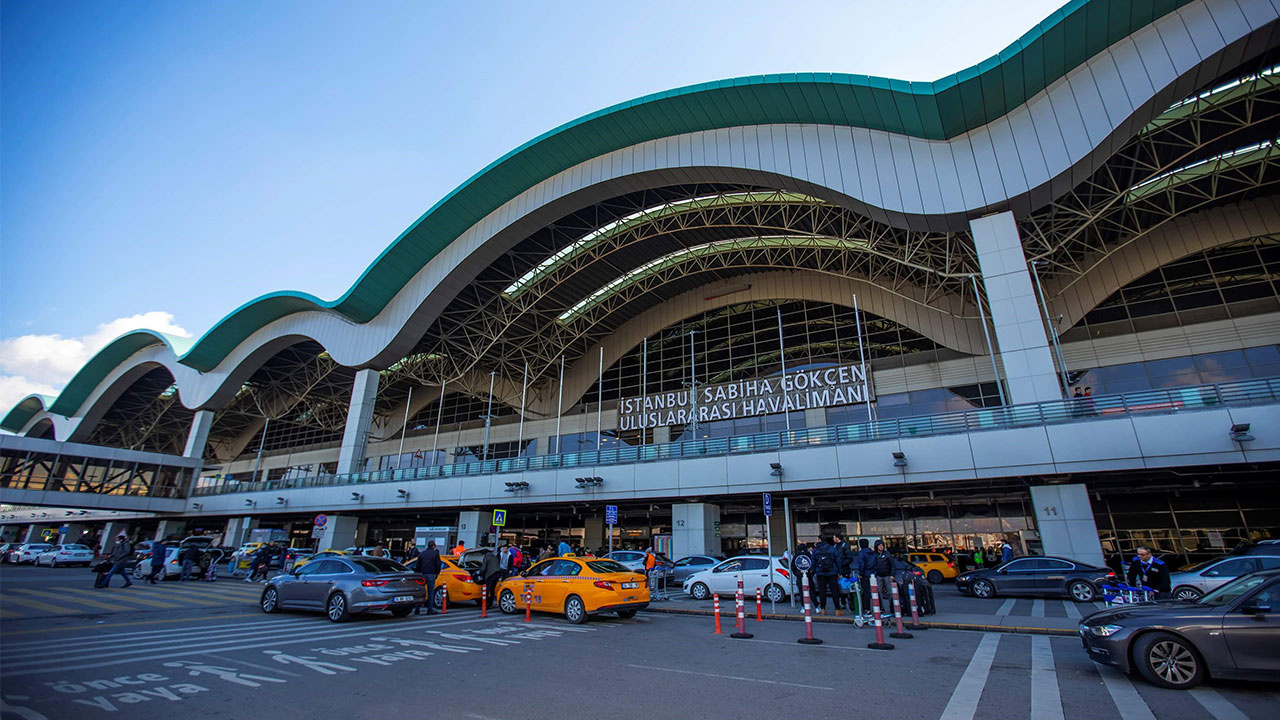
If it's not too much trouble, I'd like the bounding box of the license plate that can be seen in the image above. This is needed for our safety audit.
[621,582,638,589]
[393,595,413,603]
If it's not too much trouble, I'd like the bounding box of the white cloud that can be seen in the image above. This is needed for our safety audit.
[0,312,191,415]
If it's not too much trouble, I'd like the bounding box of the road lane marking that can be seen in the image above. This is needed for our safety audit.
[1,616,327,659]
[0,611,266,636]
[1030,635,1064,720]
[1030,599,1045,617]
[0,595,83,616]
[1062,601,1081,620]
[11,587,123,612]
[938,632,999,720]
[995,599,1015,616]
[2,614,499,677]
[1189,687,1248,720]
[1095,664,1156,720]
[57,587,183,609]
[130,585,251,606]
[0,607,21,618]
[623,664,833,690]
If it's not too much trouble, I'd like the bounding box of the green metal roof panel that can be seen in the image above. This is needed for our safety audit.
[2,0,1207,430]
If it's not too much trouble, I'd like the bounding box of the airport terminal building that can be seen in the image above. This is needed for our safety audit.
[3,0,1280,567]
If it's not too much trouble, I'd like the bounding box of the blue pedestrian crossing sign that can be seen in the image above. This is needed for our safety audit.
[605,505,618,525]
[763,493,773,517]
[493,509,507,527]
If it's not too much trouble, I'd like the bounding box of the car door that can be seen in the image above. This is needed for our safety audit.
[1221,579,1280,673]
[298,559,345,608]
[1198,557,1259,594]
[518,560,556,608]
[1035,558,1076,595]
[739,557,771,595]
[538,559,582,611]
[709,559,744,596]
[675,556,714,583]
[278,560,326,606]
[996,559,1044,594]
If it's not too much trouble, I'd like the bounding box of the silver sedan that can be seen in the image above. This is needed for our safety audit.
[1167,554,1280,600]
[260,556,426,622]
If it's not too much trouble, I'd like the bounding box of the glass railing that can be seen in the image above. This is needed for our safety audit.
[191,376,1280,497]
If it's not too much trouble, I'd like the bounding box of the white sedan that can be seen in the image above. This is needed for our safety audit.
[35,544,95,567]
[10,543,52,564]
[682,555,792,603]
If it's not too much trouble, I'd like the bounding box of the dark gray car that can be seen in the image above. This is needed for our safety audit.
[671,555,720,584]
[1079,569,1280,689]
[261,556,426,622]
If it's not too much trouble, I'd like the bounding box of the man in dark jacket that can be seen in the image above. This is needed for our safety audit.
[180,543,202,582]
[855,538,875,617]
[479,549,502,608]
[870,540,895,611]
[810,537,841,615]
[1126,547,1171,599]
[249,543,273,583]
[104,532,134,588]
[147,538,167,584]
[414,540,443,615]
[830,534,850,613]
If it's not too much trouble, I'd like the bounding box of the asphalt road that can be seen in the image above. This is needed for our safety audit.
[1,564,1277,720]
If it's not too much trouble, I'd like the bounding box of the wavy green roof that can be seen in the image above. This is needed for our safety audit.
[1,0,1197,432]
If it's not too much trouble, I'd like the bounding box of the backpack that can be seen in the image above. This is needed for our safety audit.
[510,547,523,568]
[815,546,836,573]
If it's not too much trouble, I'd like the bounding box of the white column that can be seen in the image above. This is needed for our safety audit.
[583,515,604,551]
[672,503,721,558]
[222,516,258,548]
[1029,484,1104,567]
[58,523,90,545]
[314,515,359,552]
[22,525,48,543]
[183,409,215,458]
[153,519,186,541]
[97,521,130,553]
[971,211,1063,404]
[457,511,482,550]
[337,369,380,474]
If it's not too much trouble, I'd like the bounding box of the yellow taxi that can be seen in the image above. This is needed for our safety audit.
[496,556,648,623]
[432,555,483,607]
[290,548,350,572]
[907,552,958,583]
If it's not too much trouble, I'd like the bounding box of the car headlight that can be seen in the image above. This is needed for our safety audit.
[1087,624,1123,637]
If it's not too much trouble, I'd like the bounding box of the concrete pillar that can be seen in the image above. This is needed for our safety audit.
[355,521,369,547]
[1029,484,1104,567]
[971,211,1062,404]
[337,368,380,474]
[583,515,604,551]
[767,512,789,556]
[184,409,215,458]
[315,515,359,552]
[97,522,130,553]
[58,523,90,544]
[0,526,18,543]
[223,516,259,548]
[22,525,48,543]
[803,408,825,429]
[457,511,482,550]
[672,503,721,558]
[154,520,186,541]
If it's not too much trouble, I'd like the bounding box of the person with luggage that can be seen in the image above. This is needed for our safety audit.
[102,532,134,588]
[870,540,895,610]
[414,540,442,615]
[855,538,875,621]
[1127,547,1171,600]
[180,542,202,581]
[147,537,167,584]
[811,536,841,615]
[480,548,502,608]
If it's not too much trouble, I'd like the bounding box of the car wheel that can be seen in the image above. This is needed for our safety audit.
[1134,631,1203,689]
[927,570,943,584]
[690,582,710,600]
[132,565,145,580]
[1173,586,1202,601]
[433,586,447,609]
[390,606,414,618]
[499,589,518,614]
[326,593,349,623]
[564,595,588,624]
[616,609,638,619]
[51,559,59,568]
[971,579,995,598]
[765,583,786,603]
[261,587,280,613]
[1068,581,1096,603]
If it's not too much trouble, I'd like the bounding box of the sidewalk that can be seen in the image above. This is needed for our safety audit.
[643,591,1082,636]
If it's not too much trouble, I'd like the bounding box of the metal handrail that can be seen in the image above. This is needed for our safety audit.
[190,376,1280,497]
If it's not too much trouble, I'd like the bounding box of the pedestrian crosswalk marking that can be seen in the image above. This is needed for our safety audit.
[12,587,122,612]
[939,632,999,720]
[1061,601,1081,619]
[1030,599,1045,617]
[1189,687,1249,720]
[130,585,247,606]
[995,599,1015,616]
[1095,664,1156,720]
[1029,635,1063,720]
[0,595,82,616]
[58,587,183,609]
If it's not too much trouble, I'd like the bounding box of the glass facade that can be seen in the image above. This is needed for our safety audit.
[1070,346,1280,395]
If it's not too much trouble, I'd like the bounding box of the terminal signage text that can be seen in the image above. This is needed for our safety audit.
[617,362,872,431]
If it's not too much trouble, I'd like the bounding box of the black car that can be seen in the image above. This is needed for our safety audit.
[954,555,1116,602]
[1080,569,1280,689]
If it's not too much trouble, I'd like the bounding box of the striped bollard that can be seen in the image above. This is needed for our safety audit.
[524,584,532,623]
[889,579,913,639]
[797,573,822,645]
[712,594,722,634]
[481,584,488,617]
[906,580,926,631]
[730,575,753,639]
[755,587,763,622]
[867,579,894,650]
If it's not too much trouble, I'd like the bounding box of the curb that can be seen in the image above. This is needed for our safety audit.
[641,605,1077,637]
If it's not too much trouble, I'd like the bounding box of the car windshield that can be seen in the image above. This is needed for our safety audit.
[585,560,633,574]
[1198,573,1271,606]
[349,557,409,574]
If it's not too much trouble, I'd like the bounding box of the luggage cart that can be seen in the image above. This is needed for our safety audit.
[648,568,670,601]
[1102,583,1156,607]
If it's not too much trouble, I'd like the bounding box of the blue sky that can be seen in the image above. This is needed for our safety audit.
[0,0,1062,409]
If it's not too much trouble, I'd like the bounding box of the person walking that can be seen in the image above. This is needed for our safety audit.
[855,538,875,620]
[181,543,202,582]
[247,543,272,583]
[103,532,134,588]
[480,548,502,608]
[811,536,841,615]
[452,540,466,555]
[1000,541,1014,564]
[1127,547,1171,600]
[498,542,512,578]
[147,537,167,584]
[414,540,443,615]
